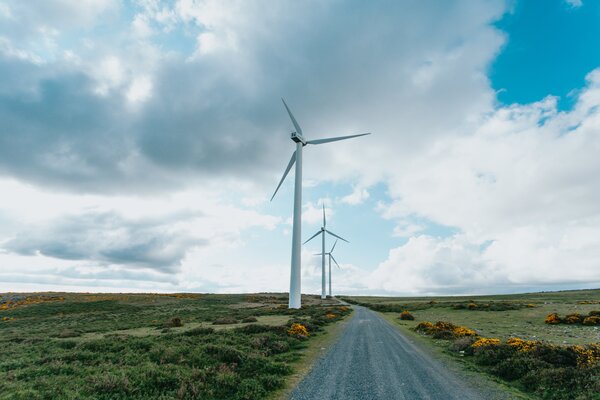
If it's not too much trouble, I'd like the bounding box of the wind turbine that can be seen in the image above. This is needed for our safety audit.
[304,204,348,299]
[316,239,341,298]
[271,99,370,309]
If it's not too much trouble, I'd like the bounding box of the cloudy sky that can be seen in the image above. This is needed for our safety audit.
[1,0,599,296]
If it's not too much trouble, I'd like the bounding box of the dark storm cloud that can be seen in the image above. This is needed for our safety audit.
[4,211,206,271]
[0,0,506,193]
[0,60,139,192]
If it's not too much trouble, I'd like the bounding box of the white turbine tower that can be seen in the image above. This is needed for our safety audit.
[304,204,348,299]
[316,239,341,297]
[271,98,370,309]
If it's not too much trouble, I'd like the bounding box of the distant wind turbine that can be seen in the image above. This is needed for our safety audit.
[316,239,341,298]
[270,98,370,309]
[304,204,348,299]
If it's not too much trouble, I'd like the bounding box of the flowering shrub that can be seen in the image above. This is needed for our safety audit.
[399,311,414,320]
[544,313,561,324]
[2,316,14,322]
[287,323,309,338]
[467,303,478,310]
[471,338,501,348]
[507,337,540,353]
[572,344,600,367]
[565,313,583,324]
[325,313,338,319]
[415,320,476,338]
[415,321,434,331]
[0,295,65,311]
[453,326,477,337]
[338,306,350,312]
[545,311,600,325]
[415,319,600,399]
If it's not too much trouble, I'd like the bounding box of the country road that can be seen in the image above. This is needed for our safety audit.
[290,305,503,400]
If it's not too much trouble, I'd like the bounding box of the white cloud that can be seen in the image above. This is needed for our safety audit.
[341,185,370,205]
[2,1,599,295]
[126,74,153,104]
[368,69,600,294]
[565,0,583,8]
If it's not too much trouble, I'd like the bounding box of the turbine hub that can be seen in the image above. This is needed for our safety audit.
[291,131,306,145]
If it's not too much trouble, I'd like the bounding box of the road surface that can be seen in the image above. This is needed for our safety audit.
[290,305,496,400]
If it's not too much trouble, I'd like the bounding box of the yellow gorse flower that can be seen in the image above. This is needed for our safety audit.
[472,338,501,348]
[507,337,540,352]
[287,323,309,337]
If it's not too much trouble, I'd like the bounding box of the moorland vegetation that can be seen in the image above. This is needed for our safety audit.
[0,292,351,400]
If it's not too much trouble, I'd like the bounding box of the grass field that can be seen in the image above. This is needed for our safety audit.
[342,289,600,400]
[342,289,600,345]
[0,292,351,400]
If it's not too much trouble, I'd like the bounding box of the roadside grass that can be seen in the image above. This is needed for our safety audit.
[342,289,600,345]
[0,292,351,400]
[344,289,600,400]
[378,313,534,400]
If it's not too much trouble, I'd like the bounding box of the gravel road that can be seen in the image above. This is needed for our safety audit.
[290,305,500,400]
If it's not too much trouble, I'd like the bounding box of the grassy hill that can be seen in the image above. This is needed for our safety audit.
[0,292,351,400]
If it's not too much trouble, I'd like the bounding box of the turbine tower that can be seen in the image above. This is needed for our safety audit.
[316,239,341,297]
[304,205,348,299]
[271,99,370,309]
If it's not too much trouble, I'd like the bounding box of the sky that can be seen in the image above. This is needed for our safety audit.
[1,0,599,296]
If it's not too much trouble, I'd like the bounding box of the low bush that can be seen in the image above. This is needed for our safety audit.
[166,317,183,327]
[583,316,600,326]
[459,332,600,399]
[545,311,600,326]
[471,337,501,348]
[287,323,309,338]
[241,316,258,323]
[449,336,477,352]
[452,302,524,311]
[545,313,561,324]
[213,316,238,325]
[565,313,583,324]
[415,320,476,339]
[399,311,414,320]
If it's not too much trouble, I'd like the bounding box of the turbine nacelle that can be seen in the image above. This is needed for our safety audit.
[291,131,306,145]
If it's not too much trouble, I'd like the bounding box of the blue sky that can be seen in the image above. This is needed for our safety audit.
[492,0,600,109]
[0,0,599,296]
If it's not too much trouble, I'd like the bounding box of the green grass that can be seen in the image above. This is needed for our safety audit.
[0,292,351,400]
[342,289,600,345]
[343,289,600,400]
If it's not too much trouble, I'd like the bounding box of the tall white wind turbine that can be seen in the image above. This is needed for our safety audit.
[316,239,342,297]
[271,99,370,309]
[304,204,348,299]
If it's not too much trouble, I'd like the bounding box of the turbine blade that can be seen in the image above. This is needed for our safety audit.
[281,98,303,136]
[306,132,371,145]
[314,253,325,256]
[325,229,349,243]
[322,203,326,228]
[303,230,322,245]
[270,151,296,201]
[330,239,338,253]
[330,254,341,269]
